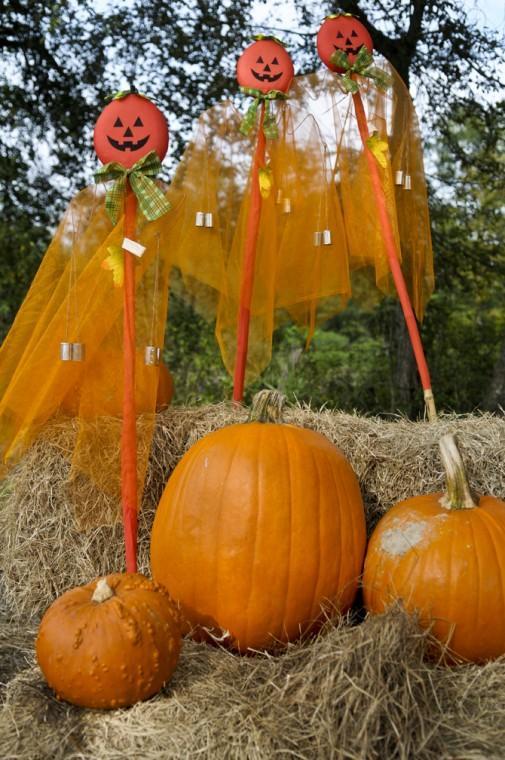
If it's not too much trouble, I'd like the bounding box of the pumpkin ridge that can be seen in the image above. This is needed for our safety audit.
[478,508,505,635]
[176,441,210,619]
[215,426,244,642]
[327,447,347,609]
[308,436,322,622]
[467,512,483,654]
[242,424,262,649]
[335,452,356,604]
[279,425,294,643]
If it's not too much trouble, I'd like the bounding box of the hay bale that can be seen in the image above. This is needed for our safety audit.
[2,609,505,759]
[1,404,504,621]
[1,404,505,758]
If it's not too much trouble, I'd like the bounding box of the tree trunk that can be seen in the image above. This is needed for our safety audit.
[483,336,505,411]
[389,301,418,415]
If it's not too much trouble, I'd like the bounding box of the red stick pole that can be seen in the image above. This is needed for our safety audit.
[232,103,266,403]
[351,88,437,421]
[122,180,138,572]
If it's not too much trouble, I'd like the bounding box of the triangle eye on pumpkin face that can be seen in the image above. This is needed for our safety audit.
[114,117,123,127]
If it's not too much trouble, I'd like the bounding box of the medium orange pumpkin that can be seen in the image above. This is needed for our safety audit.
[151,390,366,652]
[36,573,181,708]
[363,434,505,663]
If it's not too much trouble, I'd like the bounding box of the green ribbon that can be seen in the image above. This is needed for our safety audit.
[252,33,286,47]
[94,150,171,226]
[330,46,392,93]
[106,89,150,102]
[239,87,287,140]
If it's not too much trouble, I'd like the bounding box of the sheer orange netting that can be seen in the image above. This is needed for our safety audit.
[0,60,433,525]
[175,62,433,384]
[0,179,225,526]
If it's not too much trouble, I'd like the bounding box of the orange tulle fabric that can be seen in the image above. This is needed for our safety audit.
[174,61,433,384]
[0,180,224,526]
[0,58,433,527]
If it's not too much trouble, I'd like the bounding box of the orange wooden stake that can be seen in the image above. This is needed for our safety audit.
[122,181,138,572]
[351,87,437,421]
[233,103,266,403]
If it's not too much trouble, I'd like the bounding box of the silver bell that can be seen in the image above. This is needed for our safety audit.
[144,346,162,366]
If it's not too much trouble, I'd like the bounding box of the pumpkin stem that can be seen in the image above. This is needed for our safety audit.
[248,390,286,423]
[91,578,115,603]
[439,434,477,510]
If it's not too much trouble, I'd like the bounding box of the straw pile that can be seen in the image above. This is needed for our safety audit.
[1,403,505,758]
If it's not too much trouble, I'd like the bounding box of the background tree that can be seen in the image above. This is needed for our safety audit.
[0,0,503,414]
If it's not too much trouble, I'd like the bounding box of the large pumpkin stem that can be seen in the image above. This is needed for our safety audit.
[91,578,115,603]
[439,434,477,510]
[249,390,286,423]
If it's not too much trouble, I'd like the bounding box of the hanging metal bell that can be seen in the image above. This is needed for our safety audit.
[394,170,404,186]
[404,175,412,190]
[144,346,161,366]
[59,342,73,361]
[195,211,214,228]
[282,198,292,214]
[60,342,86,361]
[71,343,86,361]
[314,230,332,246]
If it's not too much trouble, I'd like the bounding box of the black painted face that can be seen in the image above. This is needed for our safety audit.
[251,55,283,84]
[107,116,151,152]
[334,29,362,57]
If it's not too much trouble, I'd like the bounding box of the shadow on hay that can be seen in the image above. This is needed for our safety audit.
[2,608,505,759]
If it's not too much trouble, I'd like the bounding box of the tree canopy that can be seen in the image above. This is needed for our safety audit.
[0,0,503,413]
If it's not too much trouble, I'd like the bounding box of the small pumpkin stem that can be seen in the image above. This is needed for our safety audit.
[91,578,115,603]
[439,434,477,510]
[248,390,286,423]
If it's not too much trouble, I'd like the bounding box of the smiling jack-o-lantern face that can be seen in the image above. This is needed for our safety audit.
[317,15,373,72]
[93,93,169,168]
[237,38,294,94]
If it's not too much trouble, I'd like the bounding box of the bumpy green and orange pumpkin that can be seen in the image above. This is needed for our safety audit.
[151,390,366,652]
[36,573,181,708]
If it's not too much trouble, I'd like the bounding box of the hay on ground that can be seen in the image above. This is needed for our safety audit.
[2,608,505,759]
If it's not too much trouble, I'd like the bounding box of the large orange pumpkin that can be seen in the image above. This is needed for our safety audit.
[363,434,505,663]
[151,390,366,652]
[36,573,181,708]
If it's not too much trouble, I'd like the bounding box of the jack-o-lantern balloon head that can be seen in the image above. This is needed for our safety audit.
[317,14,373,72]
[94,92,169,169]
[237,36,294,94]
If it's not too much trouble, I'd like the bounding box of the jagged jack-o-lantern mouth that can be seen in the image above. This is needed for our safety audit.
[317,15,374,72]
[94,94,169,169]
[237,39,294,94]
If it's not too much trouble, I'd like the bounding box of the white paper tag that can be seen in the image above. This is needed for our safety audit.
[122,237,146,258]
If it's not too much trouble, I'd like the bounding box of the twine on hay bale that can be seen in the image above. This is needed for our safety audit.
[2,608,505,759]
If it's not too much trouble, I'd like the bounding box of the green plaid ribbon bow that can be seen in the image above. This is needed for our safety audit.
[330,46,392,94]
[94,150,171,226]
[239,87,287,140]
